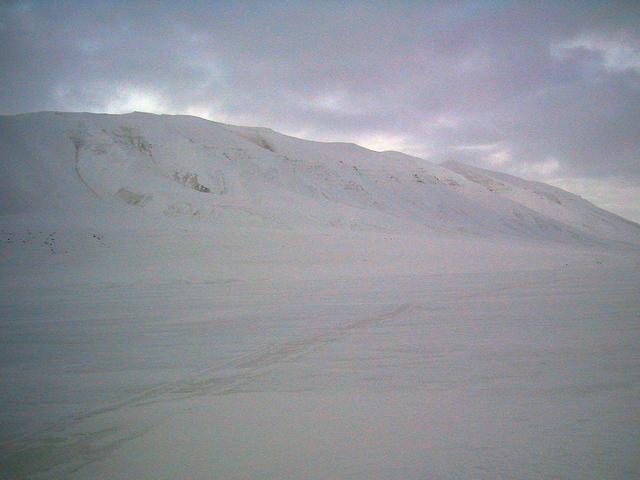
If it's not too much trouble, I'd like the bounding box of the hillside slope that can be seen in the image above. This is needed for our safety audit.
[1,111,639,247]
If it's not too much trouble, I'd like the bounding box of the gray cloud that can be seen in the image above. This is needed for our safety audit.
[1,0,639,219]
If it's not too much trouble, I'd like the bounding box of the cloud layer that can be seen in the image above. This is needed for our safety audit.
[1,1,639,219]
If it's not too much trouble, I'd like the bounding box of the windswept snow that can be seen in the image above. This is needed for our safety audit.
[1,112,639,479]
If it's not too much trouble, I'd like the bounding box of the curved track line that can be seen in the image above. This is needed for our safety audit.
[1,303,421,479]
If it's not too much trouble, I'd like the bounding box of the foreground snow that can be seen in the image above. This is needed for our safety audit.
[1,226,639,479]
[1,112,639,478]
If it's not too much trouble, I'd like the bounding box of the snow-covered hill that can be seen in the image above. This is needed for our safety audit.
[2,112,640,479]
[1,111,639,247]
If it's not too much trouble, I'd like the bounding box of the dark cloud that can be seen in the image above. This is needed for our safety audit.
[1,1,639,217]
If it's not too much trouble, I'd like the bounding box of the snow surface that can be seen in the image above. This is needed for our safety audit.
[1,111,639,479]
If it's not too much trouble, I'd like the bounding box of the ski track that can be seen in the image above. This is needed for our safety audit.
[1,274,552,478]
[1,302,423,478]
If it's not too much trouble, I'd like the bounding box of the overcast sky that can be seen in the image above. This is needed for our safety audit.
[1,0,639,221]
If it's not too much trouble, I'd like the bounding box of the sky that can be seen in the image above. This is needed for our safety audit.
[1,0,639,221]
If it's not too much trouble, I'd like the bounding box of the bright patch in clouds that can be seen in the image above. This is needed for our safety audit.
[355,132,427,157]
[486,148,511,167]
[104,88,167,115]
[554,33,640,73]
[181,105,237,124]
[183,105,214,120]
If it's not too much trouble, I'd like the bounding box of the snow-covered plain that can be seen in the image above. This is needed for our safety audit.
[1,112,639,479]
